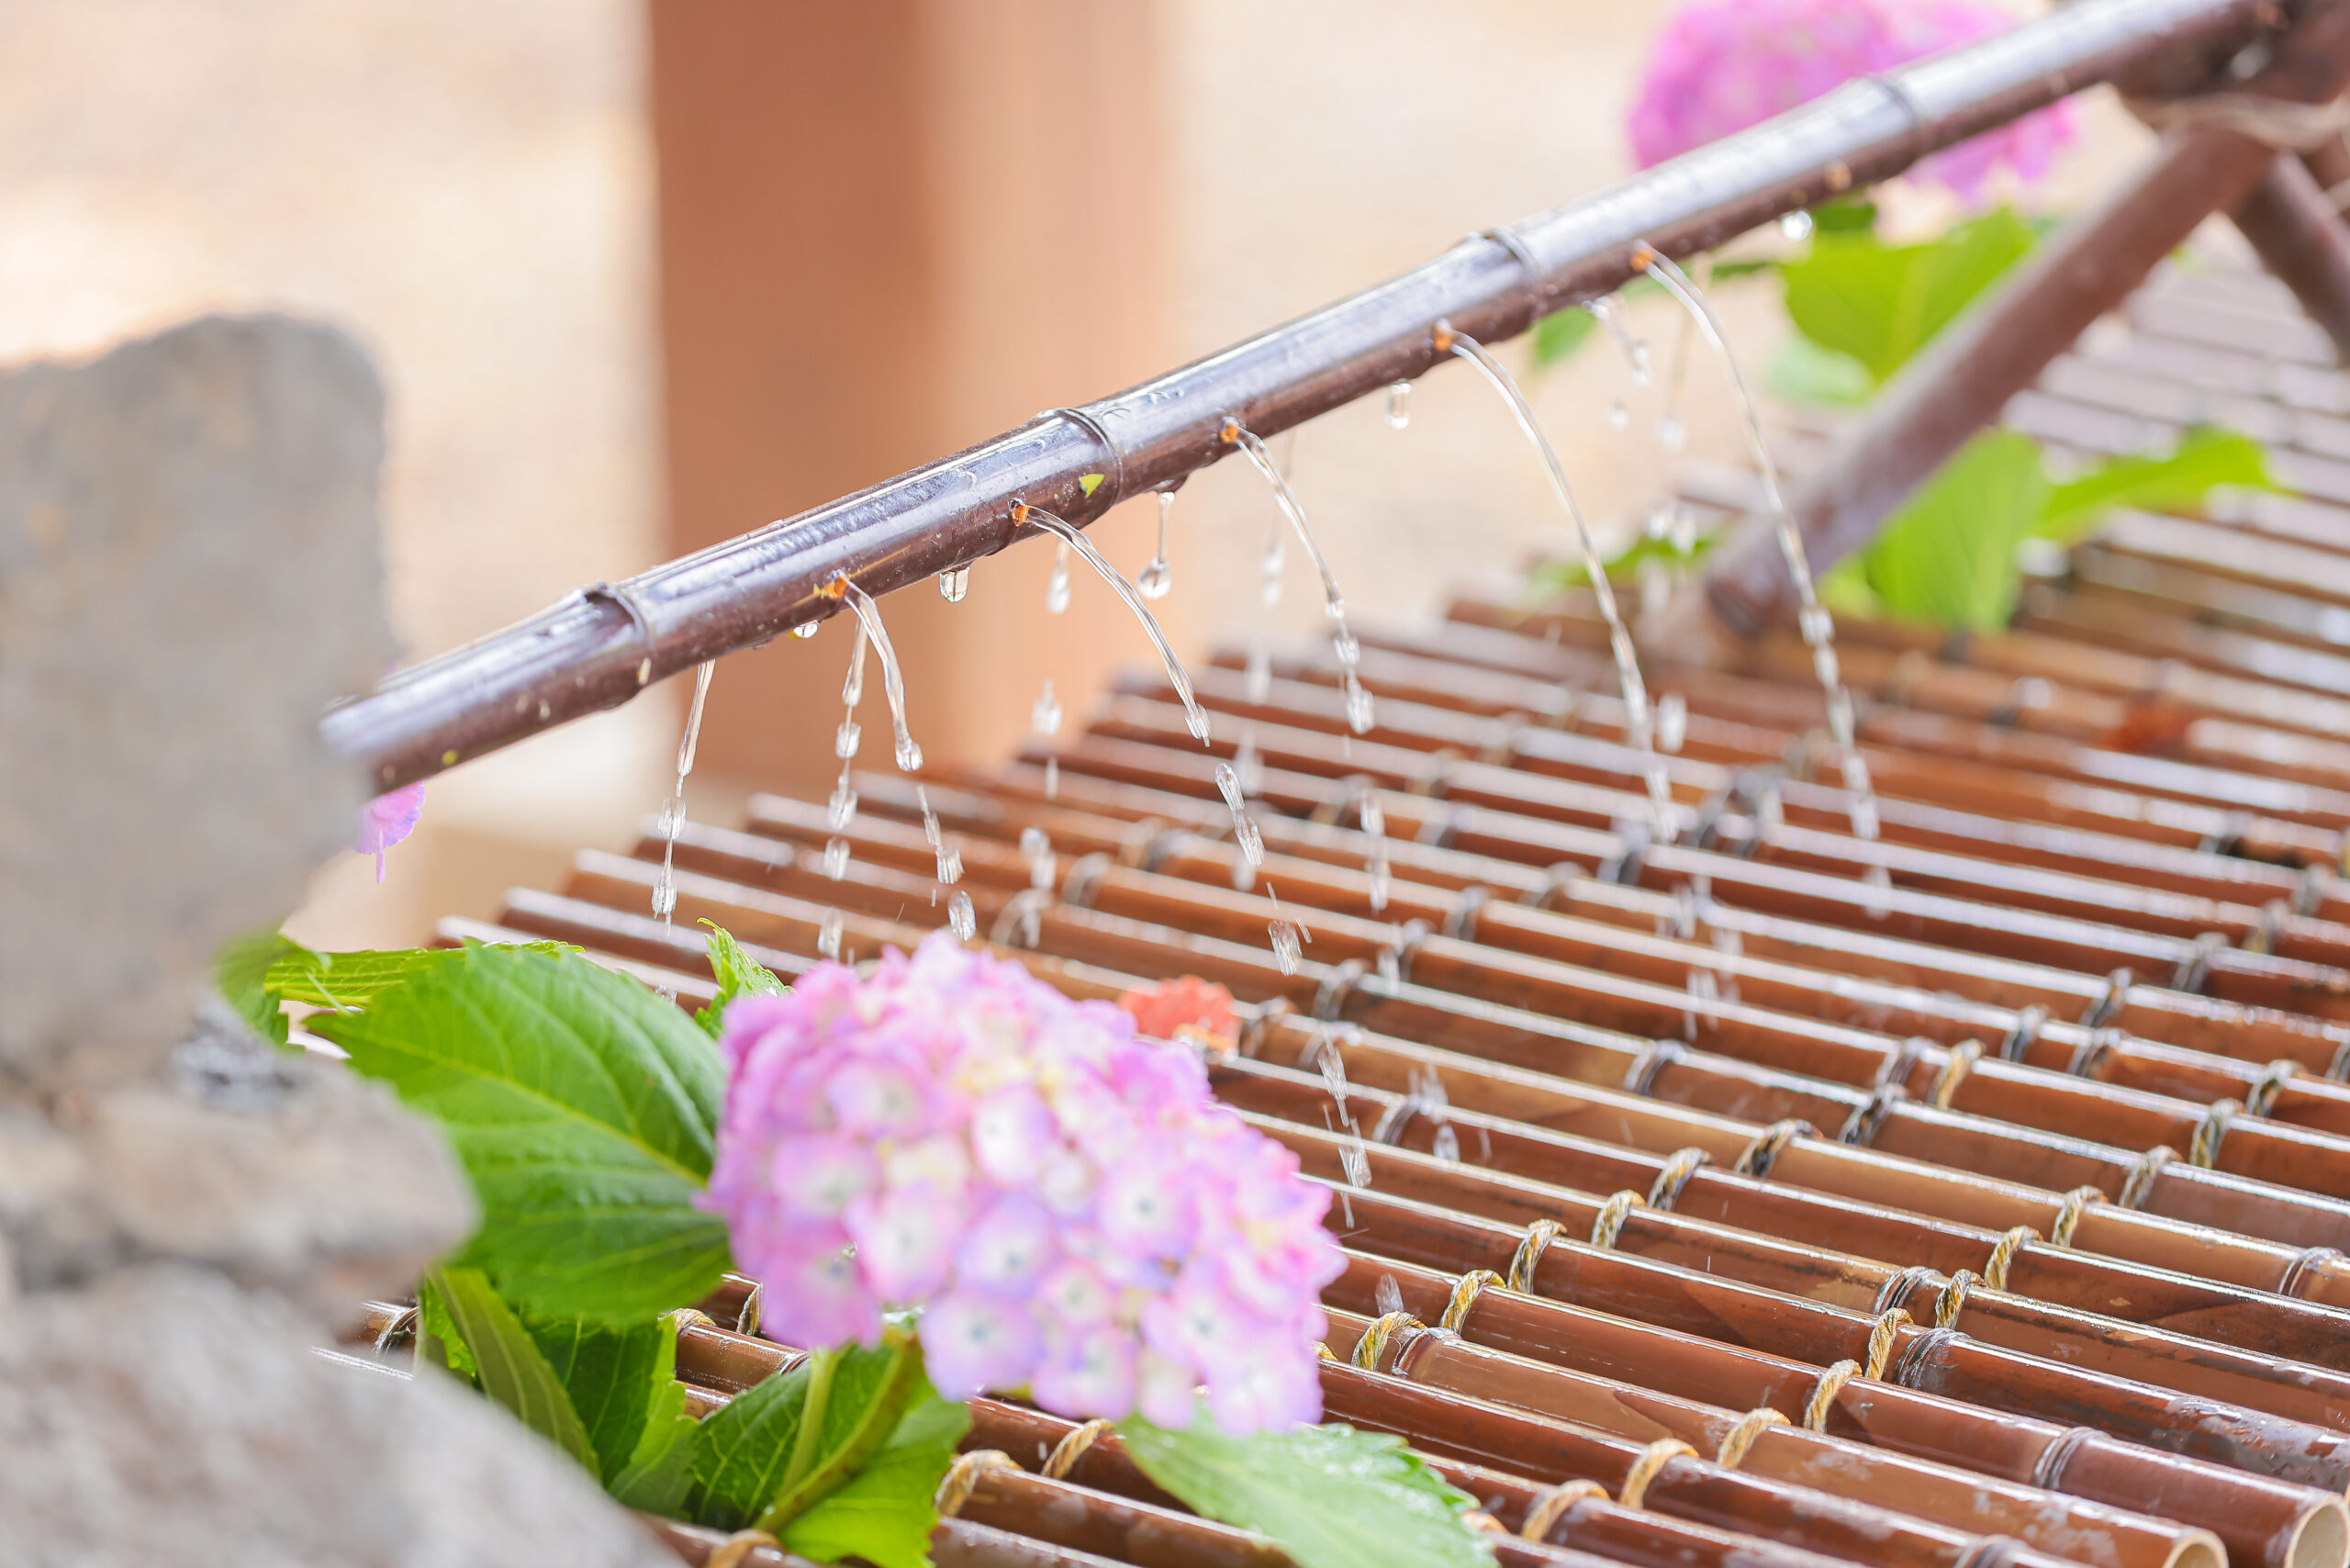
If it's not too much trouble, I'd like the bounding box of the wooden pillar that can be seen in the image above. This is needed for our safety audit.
[649,0,1175,793]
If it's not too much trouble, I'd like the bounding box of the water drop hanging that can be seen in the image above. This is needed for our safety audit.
[938,565,970,602]
[1032,679,1062,737]
[1606,399,1629,431]
[1137,490,1174,600]
[1779,208,1815,242]
[789,622,820,640]
[1386,380,1412,430]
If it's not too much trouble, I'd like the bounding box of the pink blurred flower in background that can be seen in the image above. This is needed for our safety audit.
[354,783,425,883]
[703,934,1342,1435]
[1628,0,2076,200]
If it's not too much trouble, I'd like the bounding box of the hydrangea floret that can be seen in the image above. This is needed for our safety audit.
[703,934,1341,1435]
[354,782,426,883]
[1628,0,2076,199]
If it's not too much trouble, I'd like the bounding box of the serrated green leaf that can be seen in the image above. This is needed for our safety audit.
[1860,428,2050,631]
[1766,332,1874,407]
[1120,1415,1492,1568]
[2039,427,2273,543]
[525,1309,676,1486]
[694,921,789,1036]
[782,1379,969,1568]
[313,944,731,1323]
[429,1266,597,1473]
[214,930,307,1046]
[688,1358,811,1531]
[265,942,569,1013]
[612,1372,699,1517]
[1781,207,2034,386]
[758,1333,924,1533]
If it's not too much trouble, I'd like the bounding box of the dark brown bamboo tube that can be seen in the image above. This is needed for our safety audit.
[1320,1306,2224,1568]
[1253,1108,2350,1434]
[1211,1055,2350,1372]
[1339,1251,2350,1565]
[691,801,2350,1245]
[1326,1181,2350,1488]
[523,846,2350,1316]
[1308,1353,2087,1568]
[2233,153,2350,362]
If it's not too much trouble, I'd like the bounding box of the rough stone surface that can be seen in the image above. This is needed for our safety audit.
[0,314,395,1091]
[0,1265,677,1568]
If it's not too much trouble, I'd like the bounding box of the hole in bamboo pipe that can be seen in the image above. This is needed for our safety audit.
[2287,1499,2349,1568]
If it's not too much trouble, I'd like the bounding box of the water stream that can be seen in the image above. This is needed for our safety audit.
[1635,248,1887,902]
[1444,326,1676,840]
[649,659,715,929]
[1015,502,1212,745]
[833,577,923,773]
[1224,421,1373,736]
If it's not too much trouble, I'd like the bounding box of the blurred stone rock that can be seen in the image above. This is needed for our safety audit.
[0,1264,675,1568]
[0,315,394,1092]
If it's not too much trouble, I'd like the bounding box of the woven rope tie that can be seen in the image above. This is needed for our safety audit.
[1042,1419,1111,1481]
[1863,1307,1911,1378]
[1647,1147,1712,1210]
[1714,1406,1788,1470]
[1927,1040,1981,1110]
[1443,1269,1504,1333]
[1351,1311,1424,1371]
[1933,1270,1979,1328]
[1590,1190,1647,1249]
[1508,1220,1566,1293]
[1802,1360,1860,1432]
[1519,1478,1609,1542]
[1733,1118,1812,1179]
[1618,1439,1695,1511]
[2049,1184,2105,1249]
[705,1529,782,1568]
[2190,1100,2241,1170]
[2119,1145,2175,1210]
[2246,1059,2299,1121]
[1983,1225,2039,1293]
[935,1450,1015,1518]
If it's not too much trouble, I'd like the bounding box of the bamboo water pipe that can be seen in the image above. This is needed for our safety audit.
[319,0,2288,792]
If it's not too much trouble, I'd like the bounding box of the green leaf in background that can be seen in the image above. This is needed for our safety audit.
[1119,1416,1494,1568]
[2038,427,2272,543]
[694,920,789,1036]
[311,943,731,1323]
[1809,197,1878,234]
[213,930,308,1046]
[428,1266,598,1473]
[688,1331,928,1539]
[610,1369,699,1517]
[1528,528,1719,595]
[1780,207,2035,386]
[781,1379,971,1568]
[1766,332,1874,408]
[527,1309,681,1487]
[688,1356,813,1531]
[1857,428,2050,632]
[264,942,566,1013]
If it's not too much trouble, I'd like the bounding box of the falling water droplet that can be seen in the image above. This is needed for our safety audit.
[1270,921,1303,975]
[1606,399,1629,431]
[1375,1274,1404,1316]
[1386,381,1412,430]
[1046,541,1072,614]
[1629,342,1654,388]
[894,734,923,772]
[1032,679,1063,737]
[1645,501,1675,541]
[835,719,862,759]
[1431,1125,1460,1163]
[1215,762,1247,813]
[949,891,977,941]
[1246,644,1272,703]
[1344,674,1375,735]
[919,786,962,886]
[1021,826,1055,890]
[656,794,685,838]
[1236,732,1264,795]
[1670,508,1698,555]
[1137,490,1175,601]
[1658,692,1687,755]
[1233,814,1264,866]
[1779,209,1815,242]
[651,661,716,927]
[828,774,858,831]
[649,882,677,919]
[1360,784,1391,913]
[790,622,820,640]
[1655,415,1686,453]
[824,837,851,879]
[1798,604,1834,647]
[1259,527,1285,608]
[818,910,845,958]
[938,566,970,602]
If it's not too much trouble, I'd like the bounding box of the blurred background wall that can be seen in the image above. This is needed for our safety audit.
[0,0,2148,948]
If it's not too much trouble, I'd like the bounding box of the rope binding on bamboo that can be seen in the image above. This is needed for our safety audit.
[1042,1419,1111,1480]
[1590,1189,1647,1249]
[934,1450,1015,1518]
[1519,1479,1609,1541]
[1619,1439,1696,1510]
[1647,1146,1713,1209]
[1715,1406,1789,1470]
[1443,1269,1505,1333]
[1509,1220,1566,1292]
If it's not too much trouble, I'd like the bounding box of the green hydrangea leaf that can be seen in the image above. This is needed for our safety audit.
[416,1271,478,1384]
[214,930,308,1046]
[693,920,789,1036]
[1118,1416,1493,1568]
[688,1332,923,1537]
[427,1266,597,1473]
[1781,207,2035,386]
[1859,428,2050,631]
[781,1378,970,1568]
[525,1309,682,1487]
[311,943,730,1323]
[264,941,572,1014]
[2038,427,2273,543]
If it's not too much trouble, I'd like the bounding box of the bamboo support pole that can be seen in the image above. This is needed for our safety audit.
[319,0,2285,791]
[1664,1,2350,650]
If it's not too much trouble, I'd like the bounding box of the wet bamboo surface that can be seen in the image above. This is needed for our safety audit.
[432,260,2350,1568]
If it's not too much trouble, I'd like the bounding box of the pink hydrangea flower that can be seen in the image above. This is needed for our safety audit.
[1628,0,2076,201]
[354,783,425,883]
[703,934,1341,1434]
